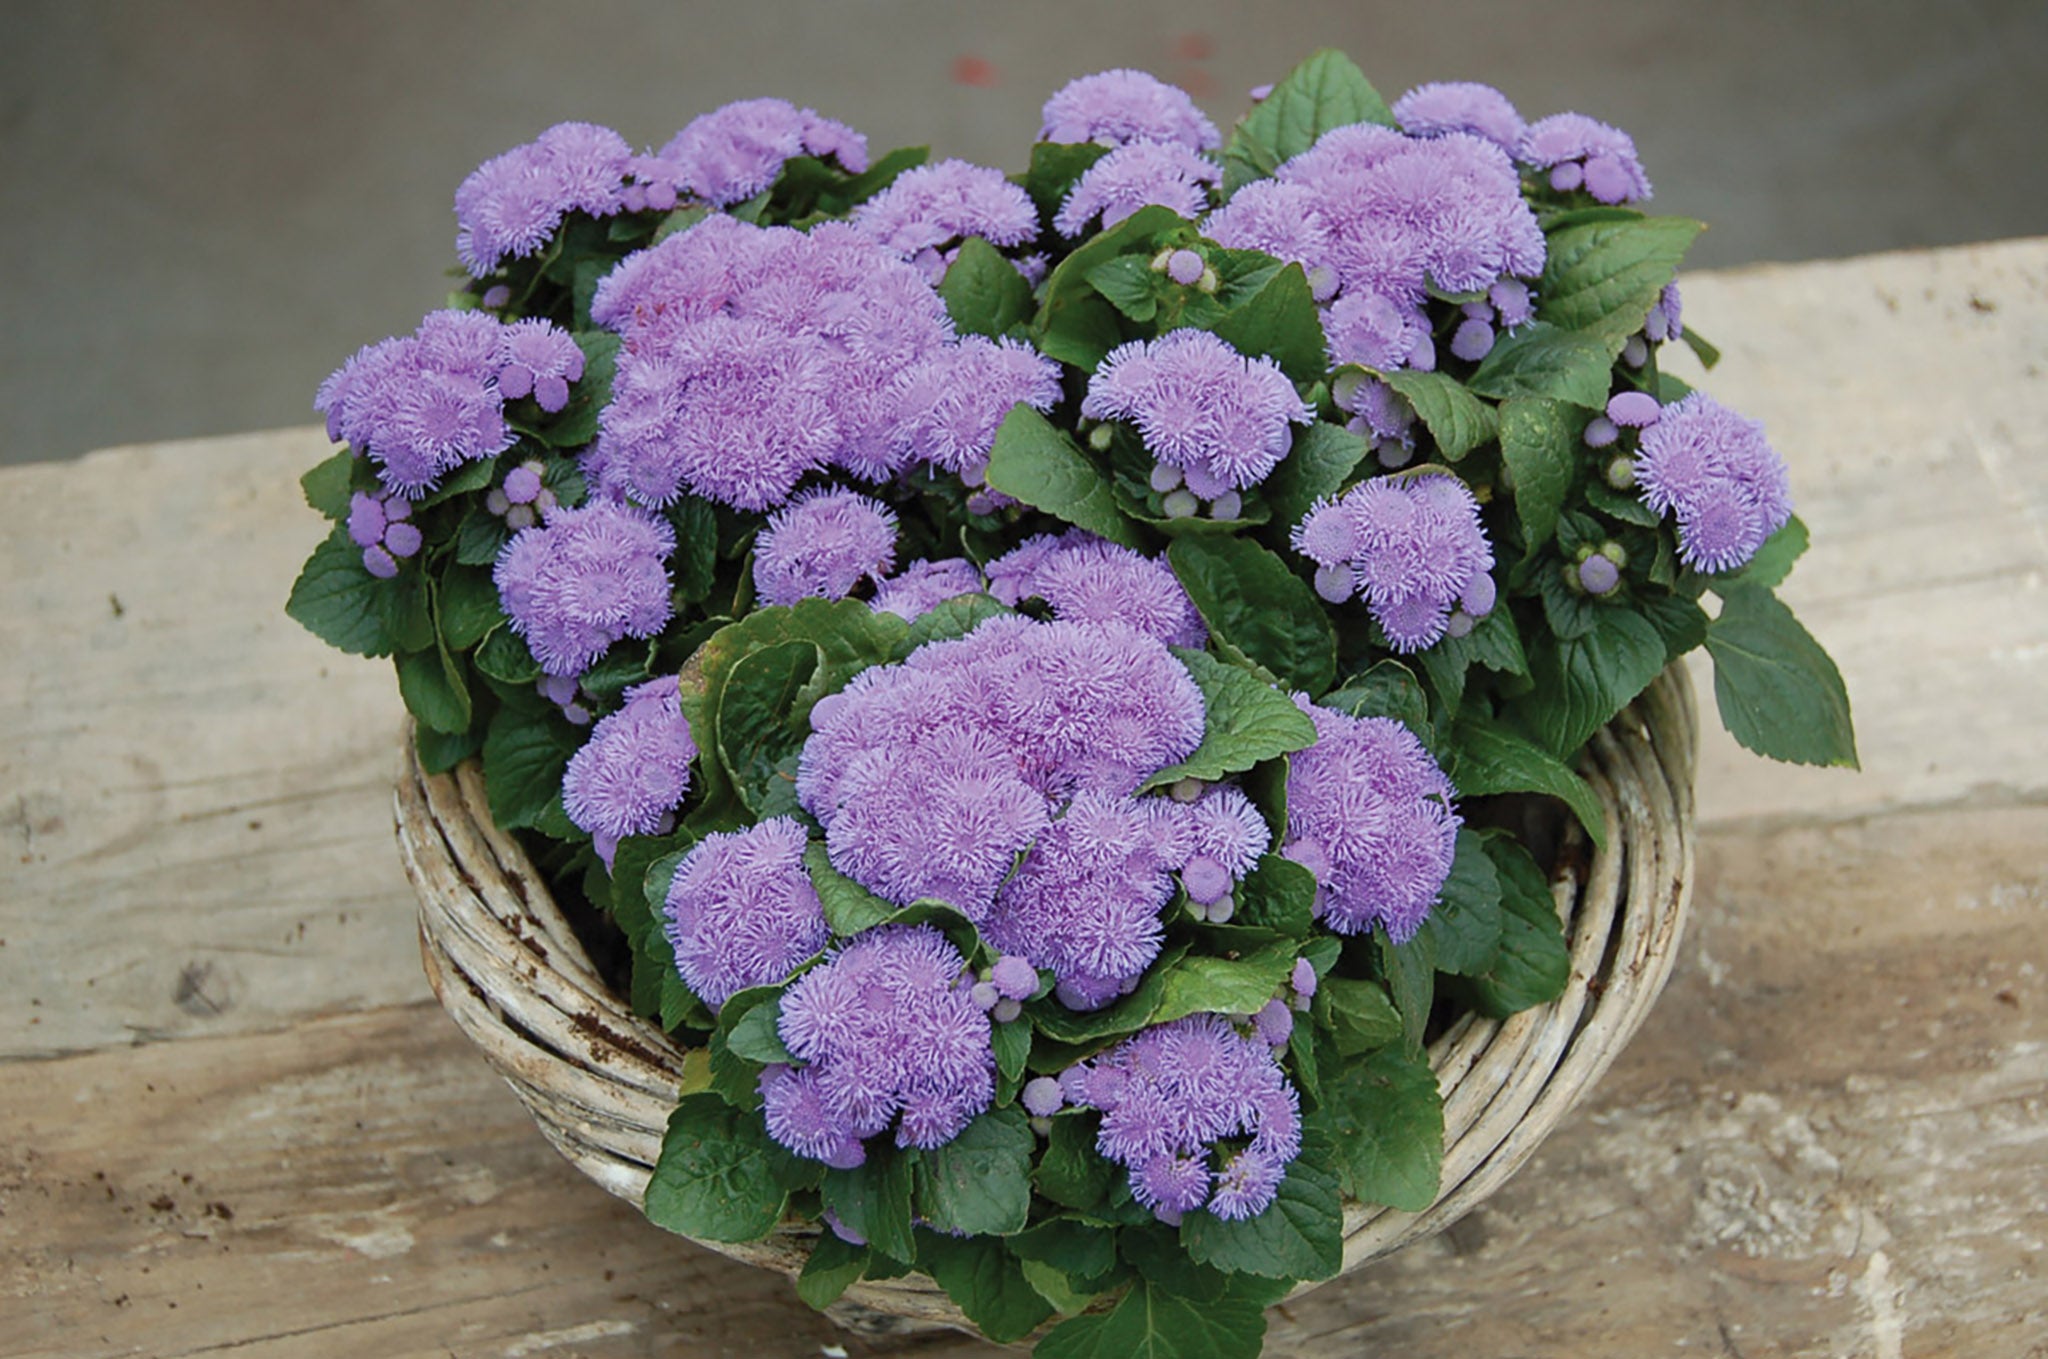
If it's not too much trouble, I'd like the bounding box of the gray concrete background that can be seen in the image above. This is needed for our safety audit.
[4,0,2044,465]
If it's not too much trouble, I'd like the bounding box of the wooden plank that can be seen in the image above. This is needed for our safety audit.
[0,429,417,1059]
[1667,238,2048,826]
[6,801,2043,1357]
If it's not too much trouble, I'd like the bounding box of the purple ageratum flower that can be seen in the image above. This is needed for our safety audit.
[752,487,899,607]
[1293,474,1497,652]
[1082,330,1312,495]
[982,789,1181,1006]
[589,214,778,338]
[771,923,994,1161]
[593,313,838,510]
[1392,82,1527,153]
[1284,702,1459,941]
[797,617,1205,914]
[1054,141,1220,238]
[1519,112,1652,204]
[985,530,1206,648]
[1645,280,1684,342]
[660,97,869,208]
[454,122,634,277]
[887,336,1062,479]
[1325,289,1434,373]
[760,1064,865,1169]
[1067,1013,1302,1223]
[562,677,697,864]
[498,319,585,412]
[1200,179,1334,283]
[664,816,827,1011]
[1175,785,1271,905]
[493,499,675,677]
[851,158,1039,259]
[1039,69,1221,151]
[315,312,517,499]
[1278,127,1543,306]
[869,557,987,622]
[1632,392,1792,573]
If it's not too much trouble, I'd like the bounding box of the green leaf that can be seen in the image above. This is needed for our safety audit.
[1449,713,1606,848]
[985,406,1145,549]
[1680,325,1722,369]
[537,331,620,450]
[1418,830,1503,976]
[1463,834,1571,1017]
[413,722,483,775]
[1019,1256,1104,1317]
[1641,590,1710,664]
[480,701,582,832]
[1322,659,1429,740]
[1037,1277,1269,1359]
[1087,254,1161,322]
[1381,370,1498,461]
[941,236,1036,337]
[286,527,396,657]
[1023,141,1111,220]
[992,1014,1032,1101]
[1318,976,1401,1056]
[1380,926,1435,1055]
[1466,323,1615,408]
[722,995,796,1065]
[822,1145,918,1264]
[395,645,472,734]
[435,564,504,652]
[1151,939,1300,1026]
[667,496,720,604]
[1032,204,1184,370]
[1010,1218,1119,1281]
[1707,515,1808,592]
[1140,648,1316,791]
[805,841,896,936]
[1223,48,1393,194]
[717,639,819,816]
[680,599,909,810]
[644,1094,789,1243]
[1262,421,1369,531]
[915,1233,1055,1344]
[300,449,355,519]
[454,506,511,567]
[1035,1114,1117,1212]
[1168,536,1336,694]
[1704,586,1858,768]
[900,592,1011,654]
[1586,477,1663,526]
[1312,1045,1443,1211]
[473,622,541,684]
[1538,216,1704,344]
[914,1105,1035,1237]
[1181,1152,1343,1281]
[795,1232,869,1310]
[1497,397,1582,554]
[1515,607,1668,759]
[1234,854,1316,936]
[1211,261,1326,383]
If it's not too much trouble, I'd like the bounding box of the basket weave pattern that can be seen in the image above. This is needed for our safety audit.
[398,667,1698,1331]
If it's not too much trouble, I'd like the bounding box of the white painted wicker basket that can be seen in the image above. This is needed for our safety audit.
[397,666,1697,1336]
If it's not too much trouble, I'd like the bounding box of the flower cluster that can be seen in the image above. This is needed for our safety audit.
[562,678,697,865]
[455,122,642,276]
[1283,702,1459,940]
[660,97,868,207]
[797,616,1208,1000]
[851,158,1039,278]
[766,923,993,1164]
[493,499,675,677]
[1056,141,1222,238]
[1631,392,1793,572]
[345,491,421,578]
[984,530,1206,648]
[663,816,828,1010]
[885,336,1063,484]
[868,557,987,621]
[317,310,570,498]
[1084,330,1313,507]
[1039,69,1222,151]
[1293,473,1497,651]
[752,488,899,607]
[1057,1014,1303,1223]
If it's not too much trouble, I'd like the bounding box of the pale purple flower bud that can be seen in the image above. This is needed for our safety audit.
[992,997,1023,1024]
[505,504,536,531]
[1208,490,1243,522]
[1622,335,1650,368]
[1450,318,1496,361]
[1254,998,1294,1046]
[486,487,511,516]
[1461,571,1497,617]
[1022,1076,1065,1118]
[991,955,1039,1001]
[481,285,512,309]
[1162,489,1198,518]
[362,545,398,579]
[1314,563,1354,603]
[1583,416,1620,448]
[1205,896,1234,924]
[1149,461,1183,493]
[1376,439,1415,470]
[970,981,1001,1011]
[1579,553,1621,595]
[1550,162,1584,191]
[347,493,387,549]
[1166,249,1205,285]
[383,521,423,558]
[1290,958,1317,999]
[1607,391,1661,428]
[503,464,543,504]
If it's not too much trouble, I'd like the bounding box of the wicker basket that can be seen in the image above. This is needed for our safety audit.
[398,666,1698,1335]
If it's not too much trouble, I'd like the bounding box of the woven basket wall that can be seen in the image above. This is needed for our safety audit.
[398,666,1698,1336]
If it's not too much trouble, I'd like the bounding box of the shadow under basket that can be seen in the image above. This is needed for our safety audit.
[397,666,1699,1338]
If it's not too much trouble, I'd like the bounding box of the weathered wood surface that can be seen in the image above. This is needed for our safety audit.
[3,237,2045,1356]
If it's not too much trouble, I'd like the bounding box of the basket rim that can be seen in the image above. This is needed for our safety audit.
[396,665,1698,1331]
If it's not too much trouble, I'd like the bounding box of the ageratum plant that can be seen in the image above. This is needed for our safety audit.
[288,51,1856,1358]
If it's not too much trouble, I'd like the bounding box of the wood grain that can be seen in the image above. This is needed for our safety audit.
[4,238,2047,1355]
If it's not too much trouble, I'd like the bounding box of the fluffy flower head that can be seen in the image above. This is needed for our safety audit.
[1082,330,1312,494]
[665,816,827,1009]
[493,499,674,677]
[1040,69,1221,150]
[1055,141,1220,237]
[660,98,868,207]
[753,488,899,606]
